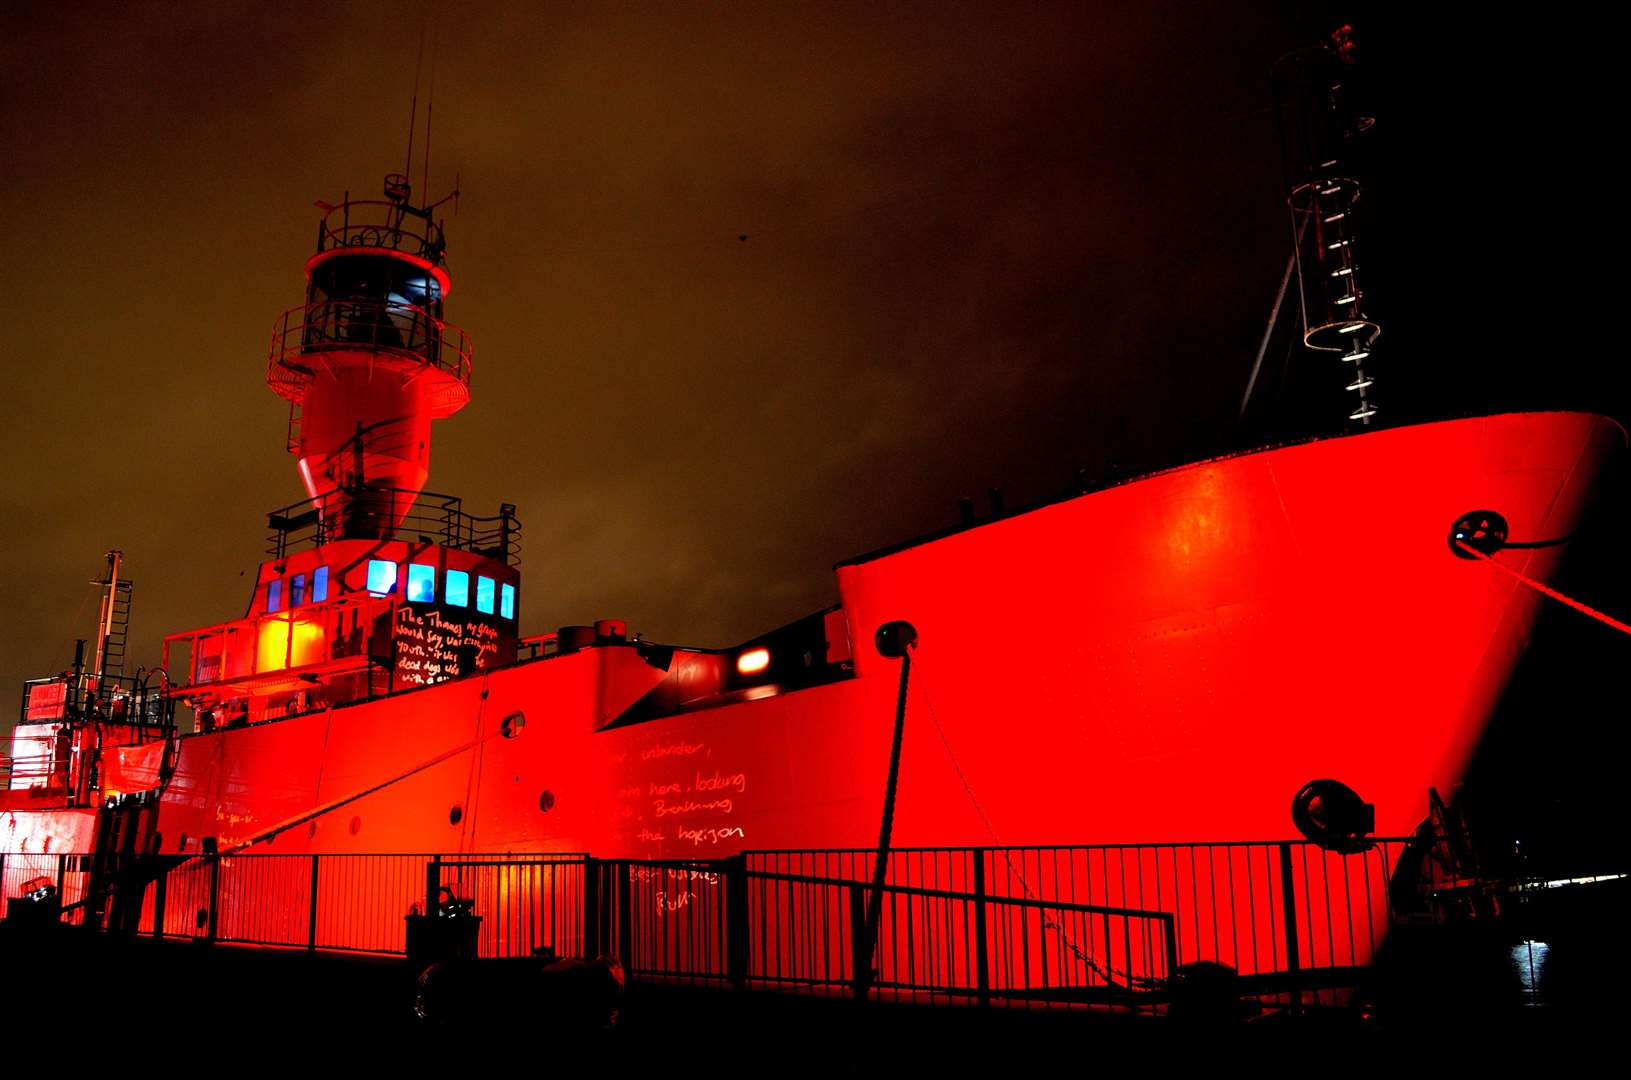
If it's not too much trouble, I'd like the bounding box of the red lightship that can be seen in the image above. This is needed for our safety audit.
[3,50,1625,999]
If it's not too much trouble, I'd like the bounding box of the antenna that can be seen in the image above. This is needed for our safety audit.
[422,10,438,201]
[403,20,427,196]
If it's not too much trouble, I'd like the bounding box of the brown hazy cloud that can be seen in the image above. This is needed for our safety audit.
[0,1,1472,715]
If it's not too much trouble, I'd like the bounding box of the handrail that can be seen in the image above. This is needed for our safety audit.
[317,198,445,262]
[9,840,1482,1008]
[747,867,1170,921]
[17,674,175,731]
[263,487,520,563]
[266,300,473,415]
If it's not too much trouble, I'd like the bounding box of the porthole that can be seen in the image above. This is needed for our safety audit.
[539,790,556,813]
[449,805,464,826]
[349,815,362,835]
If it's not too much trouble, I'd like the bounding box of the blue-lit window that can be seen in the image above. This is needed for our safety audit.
[366,559,398,597]
[267,579,282,612]
[500,583,516,620]
[476,576,496,615]
[312,566,329,603]
[407,564,436,603]
[446,569,469,607]
[290,574,306,607]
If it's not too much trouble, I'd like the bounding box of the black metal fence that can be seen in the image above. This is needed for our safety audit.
[432,854,588,961]
[110,853,583,956]
[749,843,1412,986]
[2,837,1481,1010]
[737,861,1176,1004]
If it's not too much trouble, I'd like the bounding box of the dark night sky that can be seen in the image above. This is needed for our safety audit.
[3,0,1626,841]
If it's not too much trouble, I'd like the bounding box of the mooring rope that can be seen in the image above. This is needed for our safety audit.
[1454,540,1631,637]
[912,659,1128,989]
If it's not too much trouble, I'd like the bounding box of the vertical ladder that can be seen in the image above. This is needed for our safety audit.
[92,550,133,682]
[102,580,133,679]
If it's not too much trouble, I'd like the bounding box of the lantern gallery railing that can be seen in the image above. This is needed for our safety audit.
[266,300,473,415]
[315,197,446,262]
[264,489,520,563]
[0,838,1486,1011]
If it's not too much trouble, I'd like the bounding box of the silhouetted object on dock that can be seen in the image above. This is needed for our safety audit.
[412,950,625,1029]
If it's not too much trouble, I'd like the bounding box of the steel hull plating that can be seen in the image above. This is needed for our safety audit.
[3,410,1620,980]
[77,410,1610,862]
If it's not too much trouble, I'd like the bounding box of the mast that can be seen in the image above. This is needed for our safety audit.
[91,549,120,680]
[1274,24,1383,426]
[90,549,131,698]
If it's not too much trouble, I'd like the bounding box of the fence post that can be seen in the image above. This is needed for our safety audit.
[972,849,990,1006]
[206,854,220,945]
[425,854,441,917]
[153,859,168,940]
[849,884,871,1001]
[725,854,748,990]
[56,854,67,909]
[307,854,320,952]
[1277,842,1301,1014]
[582,858,601,960]
[615,861,633,974]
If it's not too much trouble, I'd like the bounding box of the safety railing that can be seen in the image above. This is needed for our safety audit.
[265,488,520,563]
[0,749,66,789]
[739,865,1175,1004]
[430,855,590,961]
[589,859,734,986]
[133,853,434,952]
[746,840,1486,1005]
[266,300,472,415]
[3,838,1489,1011]
[16,674,175,730]
[316,198,444,261]
[7,677,175,799]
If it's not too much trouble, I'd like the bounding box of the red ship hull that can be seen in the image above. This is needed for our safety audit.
[4,410,1621,977]
[74,409,1623,853]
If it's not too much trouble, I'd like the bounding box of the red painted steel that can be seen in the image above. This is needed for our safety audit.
[82,411,1612,869]
[5,177,1623,987]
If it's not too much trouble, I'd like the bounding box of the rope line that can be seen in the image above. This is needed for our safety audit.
[913,659,1129,989]
[1455,540,1631,637]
